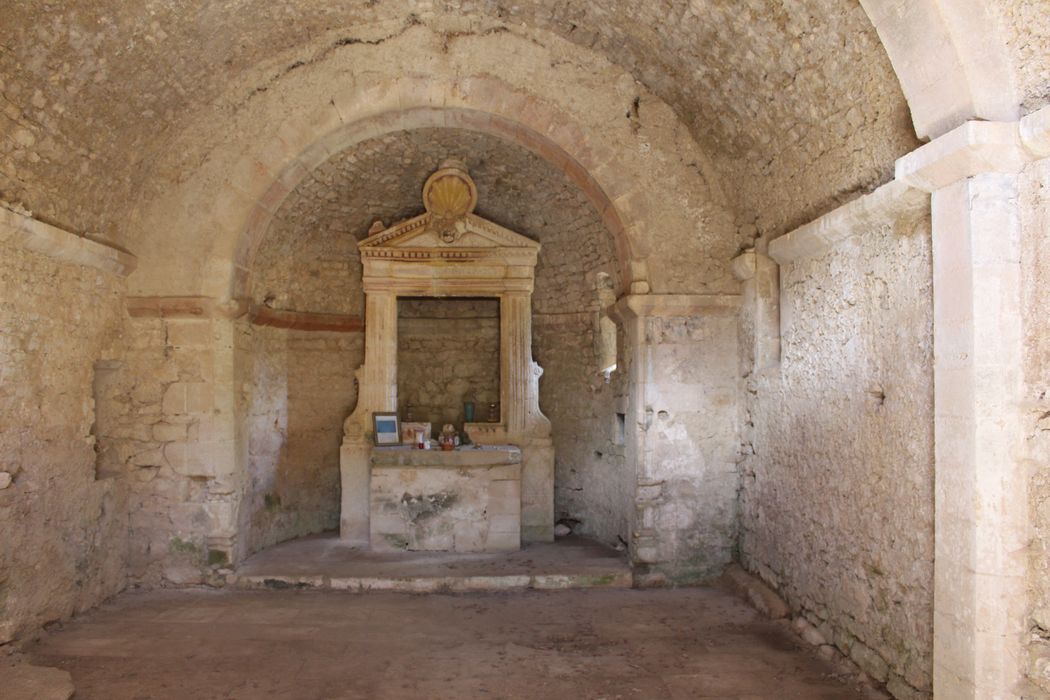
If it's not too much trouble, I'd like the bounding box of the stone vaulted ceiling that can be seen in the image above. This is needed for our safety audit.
[1,0,919,247]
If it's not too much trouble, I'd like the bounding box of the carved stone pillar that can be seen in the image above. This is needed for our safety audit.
[339,290,398,543]
[501,291,530,437]
[356,291,398,418]
[500,292,553,541]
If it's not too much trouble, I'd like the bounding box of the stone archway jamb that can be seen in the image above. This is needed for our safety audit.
[860,0,1019,140]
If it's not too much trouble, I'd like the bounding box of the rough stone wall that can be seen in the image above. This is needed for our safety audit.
[740,216,935,698]
[537,315,629,545]
[1021,157,1050,695]
[397,298,500,432]
[241,325,359,554]
[0,245,127,645]
[998,0,1050,114]
[536,0,918,239]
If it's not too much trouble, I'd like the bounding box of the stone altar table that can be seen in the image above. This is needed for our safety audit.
[369,445,522,553]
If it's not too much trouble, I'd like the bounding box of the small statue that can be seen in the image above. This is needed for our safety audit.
[439,424,458,451]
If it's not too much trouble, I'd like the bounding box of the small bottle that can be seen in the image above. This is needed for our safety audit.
[415,430,425,450]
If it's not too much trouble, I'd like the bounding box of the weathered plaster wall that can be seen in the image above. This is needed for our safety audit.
[632,307,741,584]
[1021,157,1050,695]
[241,326,359,554]
[741,216,935,698]
[0,245,127,645]
[397,298,500,431]
[537,315,629,545]
[101,315,241,584]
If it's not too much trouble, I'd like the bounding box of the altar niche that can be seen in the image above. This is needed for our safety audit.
[339,161,554,551]
[397,297,500,432]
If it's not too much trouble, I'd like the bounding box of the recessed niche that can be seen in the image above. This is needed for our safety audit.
[397,297,500,431]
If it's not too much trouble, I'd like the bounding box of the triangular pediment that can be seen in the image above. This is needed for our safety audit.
[358,213,539,253]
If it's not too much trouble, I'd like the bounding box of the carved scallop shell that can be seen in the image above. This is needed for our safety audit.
[423,164,478,219]
[428,176,471,217]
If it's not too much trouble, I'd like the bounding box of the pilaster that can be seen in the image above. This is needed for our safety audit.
[731,250,781,372]
[897,108,1050,700]
[501,291,531,437]
[612,294,741,583]
[340,290,398,543]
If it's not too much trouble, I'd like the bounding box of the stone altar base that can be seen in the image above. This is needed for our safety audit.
[228,533,632,593]
[369,446,521,553]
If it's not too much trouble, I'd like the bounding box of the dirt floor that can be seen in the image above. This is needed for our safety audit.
[21,586,874,699]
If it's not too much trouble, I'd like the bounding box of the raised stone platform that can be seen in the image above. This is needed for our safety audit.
[229,532,632,592]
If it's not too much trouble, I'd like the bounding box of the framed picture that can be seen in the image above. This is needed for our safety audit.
[401,421,431,445]
[372,412,401,446]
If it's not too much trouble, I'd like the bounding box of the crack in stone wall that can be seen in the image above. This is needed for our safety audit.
[0,1,919,251]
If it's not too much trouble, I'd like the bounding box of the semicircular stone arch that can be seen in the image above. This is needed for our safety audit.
[860,0,1020,138]
[140,68,735,304]
[231,102,638,301]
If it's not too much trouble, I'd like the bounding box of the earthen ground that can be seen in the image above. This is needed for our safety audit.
[25,586,867,699]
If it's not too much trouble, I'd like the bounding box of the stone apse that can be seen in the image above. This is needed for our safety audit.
[339,161,555,549]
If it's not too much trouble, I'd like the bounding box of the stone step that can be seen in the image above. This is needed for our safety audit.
[227,569,633,593]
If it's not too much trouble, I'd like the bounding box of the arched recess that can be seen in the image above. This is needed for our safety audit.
[176,72,720,308]
[861,0,1019,139]
[119,24,736,571]
[225,102,637,302]
[125,21,736,304]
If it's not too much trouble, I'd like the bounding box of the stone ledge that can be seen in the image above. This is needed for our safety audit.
[370,445,521,467]
[896,105,1050,192]
[228,570,632,593]
[720,563,790,619]
[0,205,137,277]
[250,306,364,332]
[759,105,1050,267]
[612,293,741,322]
[768,180,928,264]
[126,296,250,319]
[126,296,215,318]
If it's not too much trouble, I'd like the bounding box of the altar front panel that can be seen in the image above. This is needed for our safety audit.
[369,446,521,552]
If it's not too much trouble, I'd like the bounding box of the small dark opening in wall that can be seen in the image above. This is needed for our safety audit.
[615,412,626,446]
